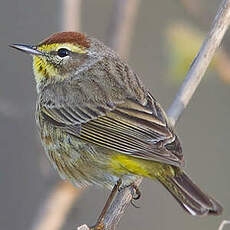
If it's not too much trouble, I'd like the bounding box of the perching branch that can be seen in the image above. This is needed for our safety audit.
[218,220,230,230]
[179,1,230,85]
[78,0,230,229]
[167,0,230,126]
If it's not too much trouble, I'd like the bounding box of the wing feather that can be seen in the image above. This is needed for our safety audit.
[40,93,183,167]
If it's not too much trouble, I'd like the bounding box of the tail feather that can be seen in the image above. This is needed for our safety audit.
[158,171,223,216]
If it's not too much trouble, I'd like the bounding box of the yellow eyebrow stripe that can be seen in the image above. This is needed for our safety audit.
[38,43,87,54]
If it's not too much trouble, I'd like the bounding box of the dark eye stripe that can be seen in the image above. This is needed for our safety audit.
[57,48,70,57]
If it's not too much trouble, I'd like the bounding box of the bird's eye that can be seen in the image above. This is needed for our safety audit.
[57,48,70,57]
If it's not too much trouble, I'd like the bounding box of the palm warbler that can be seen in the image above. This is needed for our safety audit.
[10,32,222,216]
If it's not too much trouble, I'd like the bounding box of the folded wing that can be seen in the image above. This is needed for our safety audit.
[40,93,184,167]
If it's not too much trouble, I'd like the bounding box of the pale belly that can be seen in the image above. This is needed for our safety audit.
[39,123,139,190]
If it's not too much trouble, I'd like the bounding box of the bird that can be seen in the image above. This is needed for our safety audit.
[10,32,222,218]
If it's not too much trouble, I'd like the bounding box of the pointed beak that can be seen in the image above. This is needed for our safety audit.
[9,44,43,56]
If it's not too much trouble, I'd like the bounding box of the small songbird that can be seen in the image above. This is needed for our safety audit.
[10,32,222,217]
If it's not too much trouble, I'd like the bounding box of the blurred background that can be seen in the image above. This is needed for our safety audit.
[1,0,230,229]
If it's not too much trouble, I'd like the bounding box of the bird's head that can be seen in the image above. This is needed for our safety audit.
[10,32,97,85]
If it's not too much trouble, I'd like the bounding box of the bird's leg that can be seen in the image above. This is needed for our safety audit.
[131,183,141,200]
[91,179,122,230]
[118,181,141,208]
[130,183,141,208]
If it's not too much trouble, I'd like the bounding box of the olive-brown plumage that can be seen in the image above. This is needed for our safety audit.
[11,32,222,216]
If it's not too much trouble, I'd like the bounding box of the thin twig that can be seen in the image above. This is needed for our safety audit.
[32,182,84,230]
[102,178,142,230]
[167,0,230,126]
[78,225,91,230]
[218,220,230,230]
[180,0,230,84]
[78,0,230,229]
[106,0,140,58]
[60,0,82,31]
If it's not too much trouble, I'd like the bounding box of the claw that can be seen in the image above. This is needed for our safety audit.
[132,185,141,200]
[130,184,141,208]
[130,199,140,208]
